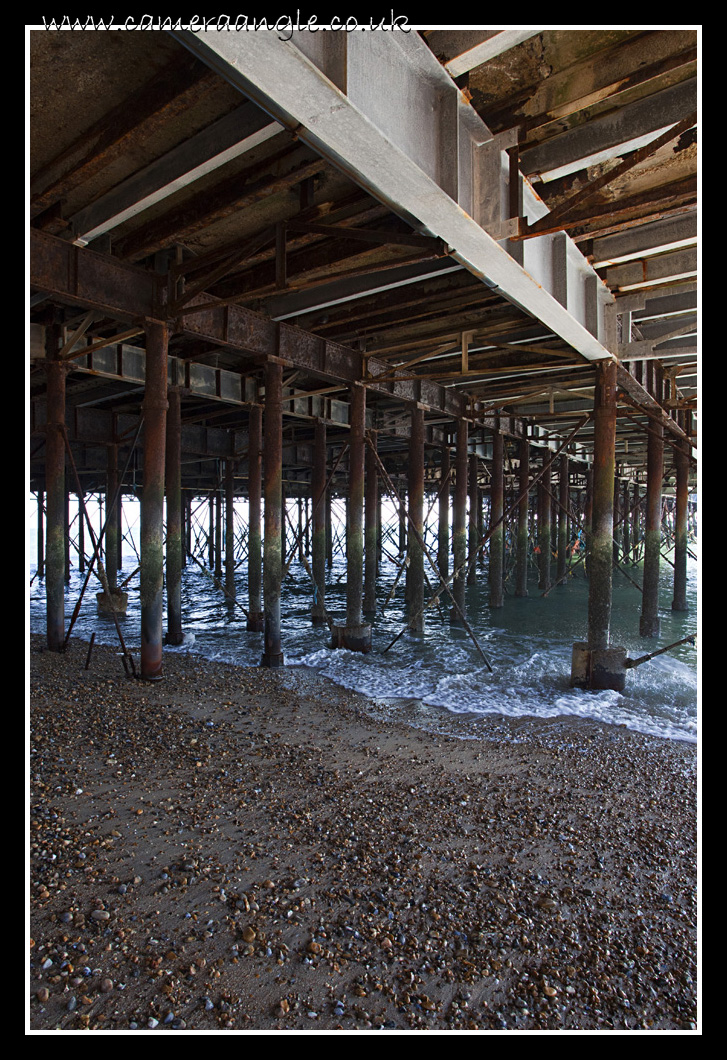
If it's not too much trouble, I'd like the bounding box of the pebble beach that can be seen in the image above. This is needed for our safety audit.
[28,634,698,1032]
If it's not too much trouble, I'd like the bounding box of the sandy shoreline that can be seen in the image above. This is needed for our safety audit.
[28,634,698,1032]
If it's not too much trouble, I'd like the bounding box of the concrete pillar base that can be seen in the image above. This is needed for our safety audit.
[311,614,328,626]
[449,609,465,626]
[639,615,661,638]
[246,611,264,632]
[164,632,184,646]
[331,623,372,653]
[261,651,285,668]
[570,642,627,692]
[96,590,129,614]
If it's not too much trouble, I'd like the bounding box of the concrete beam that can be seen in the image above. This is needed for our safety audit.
[172,29,616,365]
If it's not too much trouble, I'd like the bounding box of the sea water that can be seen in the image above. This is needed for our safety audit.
[27,497,698,744]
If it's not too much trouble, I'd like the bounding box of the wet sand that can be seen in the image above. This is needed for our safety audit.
[28,634,698,1032]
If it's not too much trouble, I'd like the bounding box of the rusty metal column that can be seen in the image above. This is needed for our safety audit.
[311,419,327,624]
[77,490,85,574]
[106,445,119,592]
[538,458,551,591]
[45,325,66,651]
[612,474,621,563]
[64,492,71,581]
[325,488,333,568]
[215,487,223,578]
[557,453,569,585]
[622,481,631,564]
[640,420,664,637]
[588,361,618,651]
[140,322,168,680]
[467,452,479,586]
[247,405,264,631]
[262,360,284,666]
[225,459,236,601]
[408,407,425,632]
[490,429,504,608]
[165,389,183,643]
[572,360,625,689]
[584,470,593,577]
[672,445,689,612]
[515,437,529,597]
[451,418,468,624]
[332,384,370,651]
[37,491,45,579]
[208,496,214,568]
[364,427,378,615]
[438,446,450,580]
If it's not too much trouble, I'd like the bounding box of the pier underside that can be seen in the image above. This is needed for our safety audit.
[29,26,698,685]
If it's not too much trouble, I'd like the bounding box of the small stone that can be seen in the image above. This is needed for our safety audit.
[36,987,49,1003]
[91,909,110,921]
[100,978,114,993]
[242,926,256,943]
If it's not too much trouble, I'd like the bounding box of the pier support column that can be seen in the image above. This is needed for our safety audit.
[45,324,66,651]
[332,384,370,652]
[225,458,236,602]
[208,496,214,568]
[164,390,183,643]
[515,437,529,597]
[622,480,631,565]
[451,418,468,624]
[262,361,284,666]
[77,489,85,574]
[557,454,569,585]
[98,444,129,616]
[438,446,450,580]
[572,359,626,691]
[247,404,264,631]
[468,452,479,586]
[408,407,425,632]
[640,420,664,637]
[261,360,284,665]
[672,444,689,612]
[37,491,45,579]
[140,322,168,679]
[490,428,504,608]
[215,488,223,578]
[538,459,551,591]
[311,419,327,624]
[364,427,378,616]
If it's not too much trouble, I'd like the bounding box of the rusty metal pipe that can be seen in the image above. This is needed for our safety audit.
[45,326,66,651]
[640,419,664,637]
[588,361,617,651]
[489,429,504,608]
[247,404,263,631]
[515,436,529,597]
[451,418,467,623]
[408,408,425,631]
[262,360,284,666]
[364,426,378,615]
[165,389,183,643]
[672,445,689,612]
[346,384,365,629]
[140,322,168,679]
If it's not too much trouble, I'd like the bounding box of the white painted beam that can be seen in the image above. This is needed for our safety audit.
[172,29,615,365]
